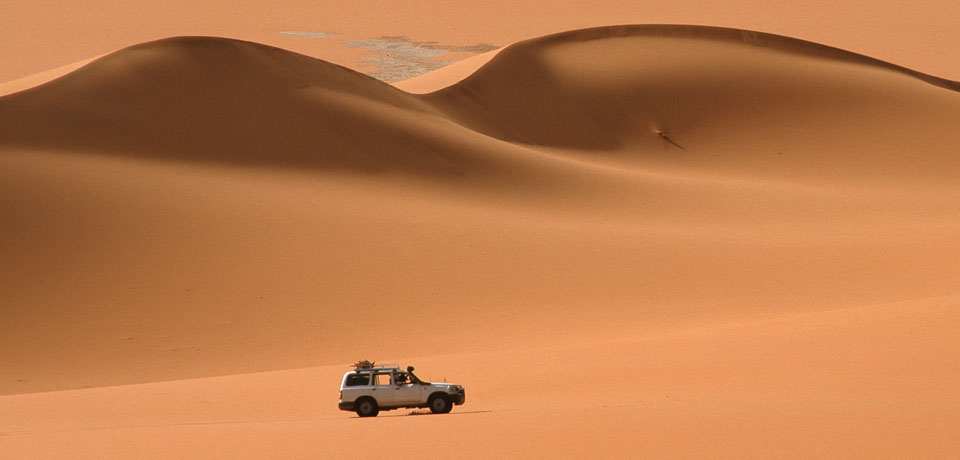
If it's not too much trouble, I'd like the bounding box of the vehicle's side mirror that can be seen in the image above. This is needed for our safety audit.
[407,366,415,372]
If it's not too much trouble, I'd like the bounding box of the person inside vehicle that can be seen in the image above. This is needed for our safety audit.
[406,366,426,384]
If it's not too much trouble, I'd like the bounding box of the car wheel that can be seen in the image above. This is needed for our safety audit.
[429,394,452,414]
[356,398,379,417]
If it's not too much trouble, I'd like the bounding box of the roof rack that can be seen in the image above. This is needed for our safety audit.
[352,360,400,371]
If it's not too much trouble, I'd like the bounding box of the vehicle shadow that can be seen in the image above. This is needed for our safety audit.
[373,409,493,418]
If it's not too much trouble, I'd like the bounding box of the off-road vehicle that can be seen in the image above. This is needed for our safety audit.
[338,361,466,417]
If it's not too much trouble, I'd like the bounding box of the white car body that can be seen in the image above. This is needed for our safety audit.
[338,364,465,417]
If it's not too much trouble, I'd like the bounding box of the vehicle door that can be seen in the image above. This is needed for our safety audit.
[391,372,423,405]
[341,372,372,403]
[370,372,396,406]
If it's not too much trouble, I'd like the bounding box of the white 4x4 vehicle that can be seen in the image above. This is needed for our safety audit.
[338,362,466,417]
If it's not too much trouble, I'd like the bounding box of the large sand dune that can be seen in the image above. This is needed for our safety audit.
[2,25,959,459]
[4,0,960,84]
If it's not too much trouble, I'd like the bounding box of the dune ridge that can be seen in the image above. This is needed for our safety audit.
[0,37,461,174]
[513,25,960,91]
[6,0,960,85]
[3,25,958,173]
[426,25,960,158]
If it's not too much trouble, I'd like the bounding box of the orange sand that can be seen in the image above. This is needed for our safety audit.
[3,0,960,85]
[1,25,959,459]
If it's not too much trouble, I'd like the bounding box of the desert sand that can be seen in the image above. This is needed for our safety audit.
[4,0,960,87]
[1,23,959,459]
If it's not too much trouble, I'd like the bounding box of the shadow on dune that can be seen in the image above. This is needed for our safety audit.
[0,37,469,176]
[1,25,959,173]
[425,25,960,151]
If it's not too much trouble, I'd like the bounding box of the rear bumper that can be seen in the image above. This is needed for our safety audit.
[338,401,355,411]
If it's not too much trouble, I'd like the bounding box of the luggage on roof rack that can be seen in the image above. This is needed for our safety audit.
[353,360,375,369]
[352,360,399,371]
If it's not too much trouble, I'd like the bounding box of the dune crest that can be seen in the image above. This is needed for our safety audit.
[3,26,958,182]
[393,47,503,94]
[427,25,960,156]
[0,37,466,174]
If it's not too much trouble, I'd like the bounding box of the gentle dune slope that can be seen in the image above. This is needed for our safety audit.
[1,25,959,459]
[1,296,957,459]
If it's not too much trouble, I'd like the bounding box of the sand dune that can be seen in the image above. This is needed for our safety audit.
[4,0,960,85]
[5,26,959,179]
[428,27,960,160]
[0,37,459,173]
[2,25,959,459]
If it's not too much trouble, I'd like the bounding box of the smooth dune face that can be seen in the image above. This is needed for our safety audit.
[1,25,959,459]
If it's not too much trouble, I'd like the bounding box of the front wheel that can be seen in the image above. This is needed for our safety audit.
[356,398,379,417]
[429,395,452,414]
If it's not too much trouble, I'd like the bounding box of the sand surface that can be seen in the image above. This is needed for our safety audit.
[3,0,960,86]
[2,25,959,459]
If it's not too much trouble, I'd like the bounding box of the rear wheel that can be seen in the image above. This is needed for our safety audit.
[356,398,379,417]
[429,394,452,414]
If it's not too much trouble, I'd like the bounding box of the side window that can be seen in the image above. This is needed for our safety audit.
[375,373,392,386]
[345,373,370,386]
